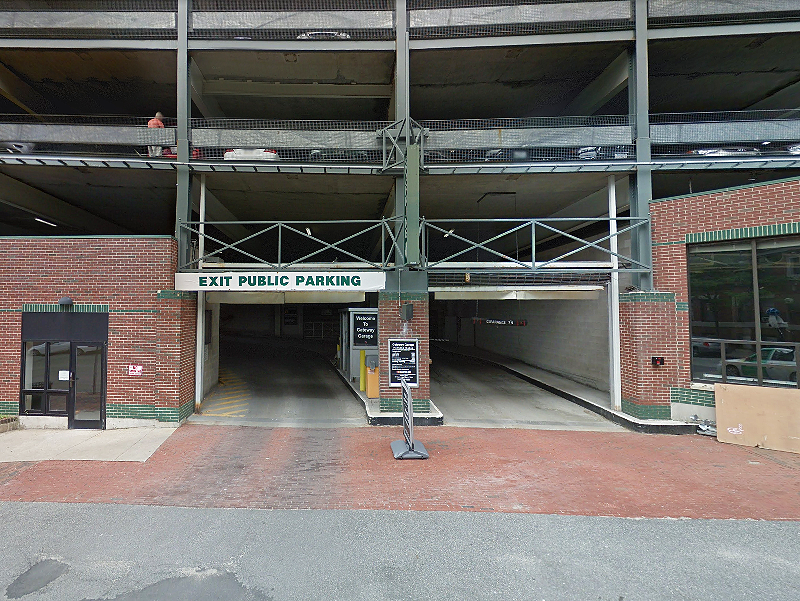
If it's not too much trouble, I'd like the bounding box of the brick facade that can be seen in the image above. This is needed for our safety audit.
[618,177,800,418]
[0,237,196,423]
[378,292,430,412]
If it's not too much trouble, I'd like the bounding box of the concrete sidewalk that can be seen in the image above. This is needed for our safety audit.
[1,424,799,520]
[0,427,176,462]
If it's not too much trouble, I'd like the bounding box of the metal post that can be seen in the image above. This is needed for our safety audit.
[174,0,192,267]
[394,0,410,265]
[632,0,653,291]
[607,175,622,411]
[194,290,205,413]
[406,144,420,264]
[198,173,206,263]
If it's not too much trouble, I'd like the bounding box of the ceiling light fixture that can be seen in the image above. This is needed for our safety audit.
[305,227,312,236]
[35,218,57,227]
[443,228,454,237]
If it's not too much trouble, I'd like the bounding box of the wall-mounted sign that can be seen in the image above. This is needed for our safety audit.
[283,306,298,326]
[128,365,143,376]
[58,370,70,381]
[472,318,528,326]
[388,338,419,388]
[353,313,378,347]
[176,271,386,292]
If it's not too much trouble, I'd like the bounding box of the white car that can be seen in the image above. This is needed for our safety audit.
[223,148,279,161]
[1,142,36,154]
[687,147,760,157]
[296,31,351,40]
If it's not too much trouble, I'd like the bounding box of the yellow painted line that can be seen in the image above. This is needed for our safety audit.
[207,401,248,410]
[204,411,248,417]
[212,394,249,401]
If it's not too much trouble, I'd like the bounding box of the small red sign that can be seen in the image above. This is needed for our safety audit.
[128,365,143,376]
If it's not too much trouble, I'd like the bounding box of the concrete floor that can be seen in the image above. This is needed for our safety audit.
[430,351,625,431]
[189,336,367,428]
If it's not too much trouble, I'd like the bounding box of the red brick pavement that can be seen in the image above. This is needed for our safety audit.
[1,425,799,520]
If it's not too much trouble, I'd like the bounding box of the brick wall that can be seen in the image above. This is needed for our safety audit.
[619,177,800,417]
[378,292,430,412]
[0,237,196,423]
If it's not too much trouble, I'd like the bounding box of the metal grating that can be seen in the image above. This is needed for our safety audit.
[648,0,800,28]
[428,271,611,286]
[190,0,395,40]
[408,0,634,39]
[0,1,178,39]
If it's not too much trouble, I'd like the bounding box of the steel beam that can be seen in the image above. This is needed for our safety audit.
[175,0,192,267]
[189,59,225,119]
[632,0,653,291]
[563,50,630,116]
[0,39,178,50]
[0,61,53,116]
[409,30,633,51]
[202,81,394,98]
[648,21,800,40]
[188,40,393,52]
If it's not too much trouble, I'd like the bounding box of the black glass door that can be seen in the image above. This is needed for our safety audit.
[21,341,70,416]
[68,343,106,429]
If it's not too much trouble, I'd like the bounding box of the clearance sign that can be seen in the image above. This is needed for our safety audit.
[175,271,386,292]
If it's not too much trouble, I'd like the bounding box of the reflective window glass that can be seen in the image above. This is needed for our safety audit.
[689,243,755,340]
[757,237,800,343]
[47,342,71,391]
[23,342,46,390]
[23,392,43,413]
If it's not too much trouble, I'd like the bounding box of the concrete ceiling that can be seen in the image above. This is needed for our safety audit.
[0,165,177,235]
[0,49,176,116]
[410,42,630,119]
[649,33,800,112]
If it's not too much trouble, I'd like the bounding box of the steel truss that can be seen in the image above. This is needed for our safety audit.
[178,217,406,272]
[420,217,650,273]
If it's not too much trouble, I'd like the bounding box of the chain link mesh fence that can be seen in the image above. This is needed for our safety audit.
[408,0,633,39]
[0,1,177,39]
[190,0,394,40]
[648,0,800,28]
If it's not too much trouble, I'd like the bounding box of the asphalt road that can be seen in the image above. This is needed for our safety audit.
[1,502,798,601]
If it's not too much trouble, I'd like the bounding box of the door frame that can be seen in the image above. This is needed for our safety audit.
[67,341,107,430]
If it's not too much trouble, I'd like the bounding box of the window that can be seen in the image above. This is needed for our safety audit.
[688,236,799,388]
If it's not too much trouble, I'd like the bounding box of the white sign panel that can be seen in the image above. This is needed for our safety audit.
[128,365,143,376]
[58,370,70,381]
[175,271,386,292]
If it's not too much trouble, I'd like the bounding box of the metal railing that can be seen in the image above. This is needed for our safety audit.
[420,217,649,273]
[179,216,405,271]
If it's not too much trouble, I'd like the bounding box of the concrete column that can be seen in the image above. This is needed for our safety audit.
[608,176,622,411]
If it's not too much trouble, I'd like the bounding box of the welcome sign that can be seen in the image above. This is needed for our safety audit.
[175,271,386,292]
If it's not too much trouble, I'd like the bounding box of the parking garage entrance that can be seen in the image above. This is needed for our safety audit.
[175,271,388,427]
[426,290,623,430]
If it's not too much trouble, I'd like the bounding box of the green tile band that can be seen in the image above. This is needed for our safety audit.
[379,398,431,413]
[619,292,676,303]
[157,290,196,300]
[22,304,109,313]
[670,387,716,407]
[621,399,672,420]
[686,222,800,244]
[0,400,19,417]
[379,292,428,301]
[107,399,195,423]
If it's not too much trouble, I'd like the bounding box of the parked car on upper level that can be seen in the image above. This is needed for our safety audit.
[577,146,631,160]
[223,148,279,161]
[1,142,36,154]
[725,347,797,383]
[687,146,760,157]
[296,31,351,40]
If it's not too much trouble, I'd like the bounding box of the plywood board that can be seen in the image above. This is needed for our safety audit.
[715,384,800,454]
